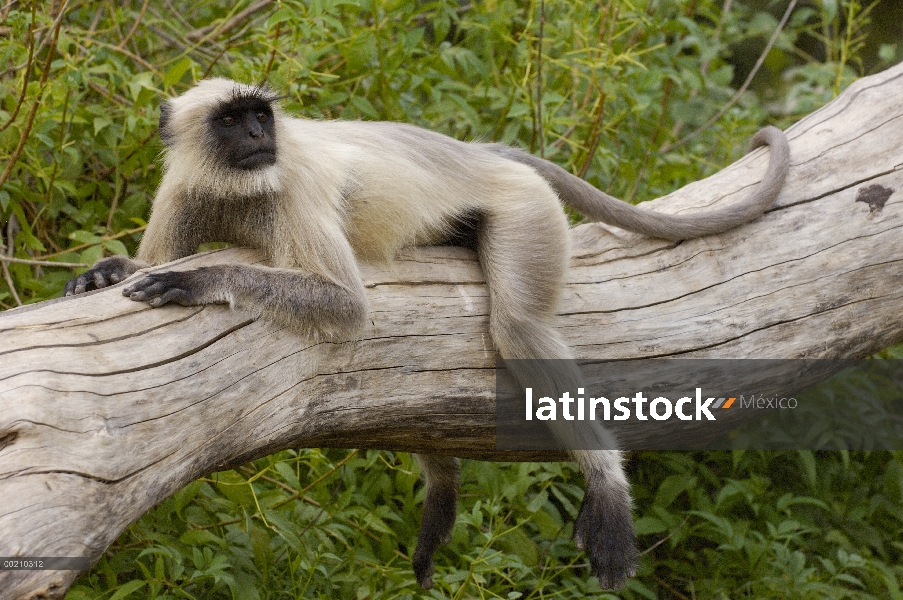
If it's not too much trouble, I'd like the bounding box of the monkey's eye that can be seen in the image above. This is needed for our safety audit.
[256,112,268,123]
[221,115,236,126]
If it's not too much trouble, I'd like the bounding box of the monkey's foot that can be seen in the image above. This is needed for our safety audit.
[412,528,453,590]
[574,484,637,590]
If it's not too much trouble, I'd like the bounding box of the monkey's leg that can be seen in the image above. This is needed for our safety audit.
[65,255,148,296]
[411,454,459,589]
[476,195,637,589]
[121,264,368,339]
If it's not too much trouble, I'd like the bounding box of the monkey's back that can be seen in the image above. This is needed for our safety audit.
[280,118,564,263]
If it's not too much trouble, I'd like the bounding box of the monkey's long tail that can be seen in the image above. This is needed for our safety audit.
[489,126,790,241]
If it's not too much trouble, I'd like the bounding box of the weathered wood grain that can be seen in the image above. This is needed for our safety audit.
[2,62,903,599]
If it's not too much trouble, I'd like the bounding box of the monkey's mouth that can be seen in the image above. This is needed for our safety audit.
[236,150,277,170]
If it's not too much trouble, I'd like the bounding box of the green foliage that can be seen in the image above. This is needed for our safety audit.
[2,0,903,598]
[65,448,903,599]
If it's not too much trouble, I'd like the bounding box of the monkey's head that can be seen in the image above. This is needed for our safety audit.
[158,79,284,198]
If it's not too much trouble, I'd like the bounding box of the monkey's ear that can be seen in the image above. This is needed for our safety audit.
[158,101,174,146]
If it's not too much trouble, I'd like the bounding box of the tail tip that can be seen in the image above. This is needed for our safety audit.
[748,125,786,153]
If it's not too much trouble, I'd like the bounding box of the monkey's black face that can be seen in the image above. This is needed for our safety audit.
[210,97,277,171]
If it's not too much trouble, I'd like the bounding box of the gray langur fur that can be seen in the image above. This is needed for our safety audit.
[65,78,791,590]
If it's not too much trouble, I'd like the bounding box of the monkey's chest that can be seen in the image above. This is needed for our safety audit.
[179,195,275,251]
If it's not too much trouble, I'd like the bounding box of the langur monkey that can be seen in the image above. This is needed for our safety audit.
[65,79,790,590]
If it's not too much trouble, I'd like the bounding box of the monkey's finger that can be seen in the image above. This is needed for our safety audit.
[148,288,191,308]
[72,275,91,295]
[122,276,160,295]
[125,280,169,302]
[93,270,109,289]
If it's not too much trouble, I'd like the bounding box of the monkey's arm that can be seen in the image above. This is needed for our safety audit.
[64,190,207,297]
[122,197,370,338]
[64,255,149,296]
[122,265,368,339]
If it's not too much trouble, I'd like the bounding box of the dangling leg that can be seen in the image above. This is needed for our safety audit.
[412,453,460,589]
[476,186,637,589]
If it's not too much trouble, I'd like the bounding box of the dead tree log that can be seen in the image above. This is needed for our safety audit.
[2,63,903,599]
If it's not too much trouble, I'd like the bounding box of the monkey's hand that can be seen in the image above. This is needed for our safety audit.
[65,255,145,296]
[121,269,214,308]
[574,476,638,590]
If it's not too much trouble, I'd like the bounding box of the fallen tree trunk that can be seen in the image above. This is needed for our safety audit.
[2,62,903,598]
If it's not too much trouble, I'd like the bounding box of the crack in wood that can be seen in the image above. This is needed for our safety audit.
[787,69,903,139]
[0,431,17,452]
[564,222,903,317]
[0,308,206,357]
